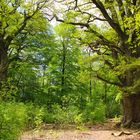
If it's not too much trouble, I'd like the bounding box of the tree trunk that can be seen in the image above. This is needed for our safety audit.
[0,47,8,84]
[61,40,66,94]
[122,93,140,127]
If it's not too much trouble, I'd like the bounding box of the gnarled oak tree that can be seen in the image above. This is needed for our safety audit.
[53,0,140,127]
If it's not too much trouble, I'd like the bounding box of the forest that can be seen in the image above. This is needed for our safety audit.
[0,0,140,139]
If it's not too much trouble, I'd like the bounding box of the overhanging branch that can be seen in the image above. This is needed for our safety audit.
[91,0,127,40]
[55,15,89,27]
[96,74,122,87]
[55,15,125,55]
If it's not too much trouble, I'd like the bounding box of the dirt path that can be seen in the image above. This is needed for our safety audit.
[21,129,140,140]
[21,120,140,140]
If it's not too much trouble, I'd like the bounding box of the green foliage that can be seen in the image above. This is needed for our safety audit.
[82,102,106,123]
[25,104,45,129]
[115,92,122,102]
[43,105,80,125]
[0,1,124,137]
[0,102,46,140]
[43,103,107,125]
[105,89,121,118]
[0,78,18,101]
[0,102,27,140]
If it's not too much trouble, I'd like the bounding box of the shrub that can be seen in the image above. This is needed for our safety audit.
[82,102,106,123]
[0,102,27,140]
[0,102,45,140]
[43,105,80,125]
[26,104,45,129]
[43,103,106,126]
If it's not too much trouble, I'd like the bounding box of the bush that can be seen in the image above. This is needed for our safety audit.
[43,104,80,125]
[26,104,45,129]
[0,102,27,140]
[82,102,106,123]
[43,103,106,126]
[0,101,106,140]
[0,102,45,140]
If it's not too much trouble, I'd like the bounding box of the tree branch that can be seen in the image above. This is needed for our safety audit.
[91,0,127,40]
[5,1,47,47]
[55,15,126,56]
[106,0,119,24]
[116,0,125,20]
[55,15,89,27]
[89,39,125,55]
[96,74,122,87]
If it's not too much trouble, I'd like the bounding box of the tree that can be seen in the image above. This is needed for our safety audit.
[52,0,140,127]
[0,0,48,85]
[47,23,87,107]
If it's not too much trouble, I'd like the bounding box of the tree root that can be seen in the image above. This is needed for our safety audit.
[111,131,133,137]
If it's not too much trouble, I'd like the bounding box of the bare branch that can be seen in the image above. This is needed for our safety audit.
[74,0,78,9]
[78,2,93,7]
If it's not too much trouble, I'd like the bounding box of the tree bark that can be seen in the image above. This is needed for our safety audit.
[0,45,8,84]
[122,93,140,127]
[61,40,66,94]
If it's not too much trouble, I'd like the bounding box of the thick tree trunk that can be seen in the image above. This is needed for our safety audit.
[122,93,140,127]
[0,48,8,84]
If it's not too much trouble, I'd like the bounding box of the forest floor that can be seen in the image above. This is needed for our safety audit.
[21,119,140,140]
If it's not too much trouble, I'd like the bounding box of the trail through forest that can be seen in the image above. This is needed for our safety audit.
[21,129,140,140]
[21,120,140,140]
[1,1,140,140]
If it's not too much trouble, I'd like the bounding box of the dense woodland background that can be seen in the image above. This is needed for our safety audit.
[0,0,140,139]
